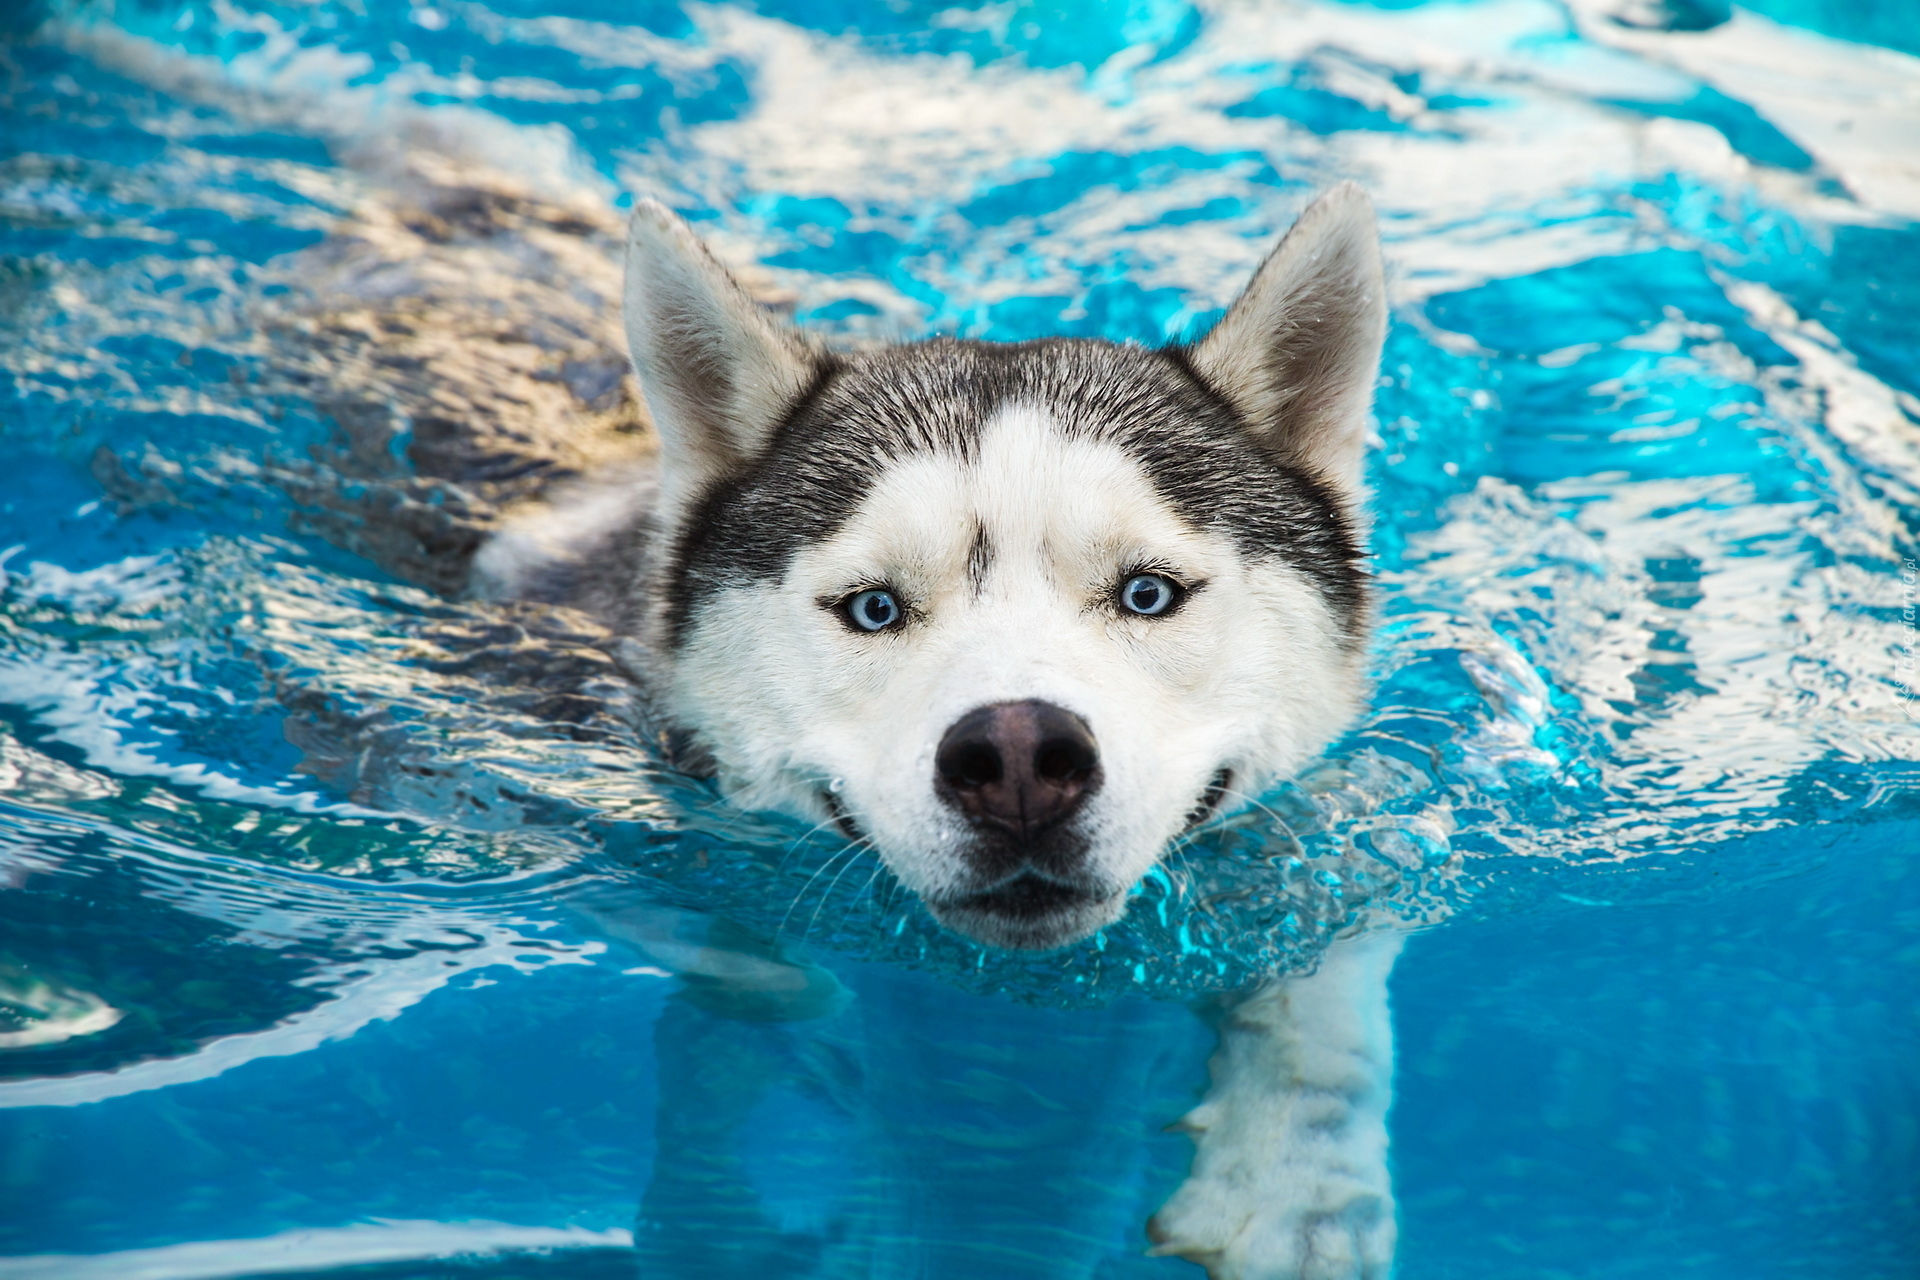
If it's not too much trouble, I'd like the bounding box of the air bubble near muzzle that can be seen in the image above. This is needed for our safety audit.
[933,701,1102,851]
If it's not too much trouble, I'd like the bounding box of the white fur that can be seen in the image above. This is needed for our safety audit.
[470,464,657,601]
[486,187,1399,1280]
[1151,931,1403,1280]
[670,401,1367,926]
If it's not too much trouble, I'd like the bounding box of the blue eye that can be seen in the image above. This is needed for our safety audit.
[846,588,902,632]
[1120,573,1179,616]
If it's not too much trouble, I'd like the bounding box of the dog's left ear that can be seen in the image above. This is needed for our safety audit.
[624,200,823,496]
[1189,182,1387,499]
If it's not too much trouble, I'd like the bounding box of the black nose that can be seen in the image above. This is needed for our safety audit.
[934,700,1102,841]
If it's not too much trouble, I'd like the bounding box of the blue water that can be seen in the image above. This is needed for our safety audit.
[2,0,1919,1276]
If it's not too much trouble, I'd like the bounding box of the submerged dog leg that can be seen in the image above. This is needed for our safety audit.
[1149,930,1403,1280]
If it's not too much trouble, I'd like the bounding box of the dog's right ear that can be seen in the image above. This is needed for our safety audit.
[624,200,821,494]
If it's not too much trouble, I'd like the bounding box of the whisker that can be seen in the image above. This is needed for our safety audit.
[854,861,887,915]
[878,870,909,918]
[1214,784,1300,843]
[776,814,848,874]
[1160,839,1200,904]
[803,841,874,940]
[778,844,859,939]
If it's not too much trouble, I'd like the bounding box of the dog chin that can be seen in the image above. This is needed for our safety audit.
[926,876,1127,952]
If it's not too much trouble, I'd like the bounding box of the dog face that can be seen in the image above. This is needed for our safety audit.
[622,187,1386,950]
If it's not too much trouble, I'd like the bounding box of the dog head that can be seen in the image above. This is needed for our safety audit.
[624,186,1386,950]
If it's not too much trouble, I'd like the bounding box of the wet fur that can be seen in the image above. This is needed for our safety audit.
[82,148,1403,1278]
[475,184,1402,1277]
[481,190,1381,951]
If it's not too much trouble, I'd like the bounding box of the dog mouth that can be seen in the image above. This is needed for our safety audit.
[954,873,1099,921]
[928,873,1119,950]
[819,787,864,842]
[1182,768,1232,830]
[825,767,1231,950]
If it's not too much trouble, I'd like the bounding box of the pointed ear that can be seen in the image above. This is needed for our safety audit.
[623,200,821,494]
[1189,182,1387,498]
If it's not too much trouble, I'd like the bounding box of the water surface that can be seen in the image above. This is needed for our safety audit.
[1,0,1917,1275]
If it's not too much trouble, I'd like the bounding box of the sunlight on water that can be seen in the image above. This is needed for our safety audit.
[1,0,1917,1272]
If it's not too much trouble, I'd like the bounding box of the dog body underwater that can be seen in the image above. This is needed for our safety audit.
[478,184,1399,1278]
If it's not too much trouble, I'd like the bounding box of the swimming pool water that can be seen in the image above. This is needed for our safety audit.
[1,0,1917,1275]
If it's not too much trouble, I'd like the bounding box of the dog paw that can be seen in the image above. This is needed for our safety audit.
[1149,934,1403,1280]
[1146,1145,1395,1280]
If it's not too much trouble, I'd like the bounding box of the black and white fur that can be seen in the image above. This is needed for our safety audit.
[478,183,1396,1277]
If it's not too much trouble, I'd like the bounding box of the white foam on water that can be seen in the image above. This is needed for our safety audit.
[0,649,377,817]
[41,0,1920,322]
[44,8,612,207]
[612,0,1920,316]
[0,1221,632,1280]
[1570,1,1920,220]
[0,924,608,1109]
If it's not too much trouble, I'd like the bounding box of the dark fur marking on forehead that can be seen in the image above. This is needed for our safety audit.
[966,521,992,596]
[664,338,1366,647]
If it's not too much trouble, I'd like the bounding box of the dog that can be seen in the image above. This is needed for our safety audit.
[472,183,1400,1279]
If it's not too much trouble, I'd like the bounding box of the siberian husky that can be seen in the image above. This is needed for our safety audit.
[477,183,1398,1279]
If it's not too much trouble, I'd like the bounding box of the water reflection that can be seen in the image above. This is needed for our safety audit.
[597,902,1206,1279]
[2,0,1918,1272]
